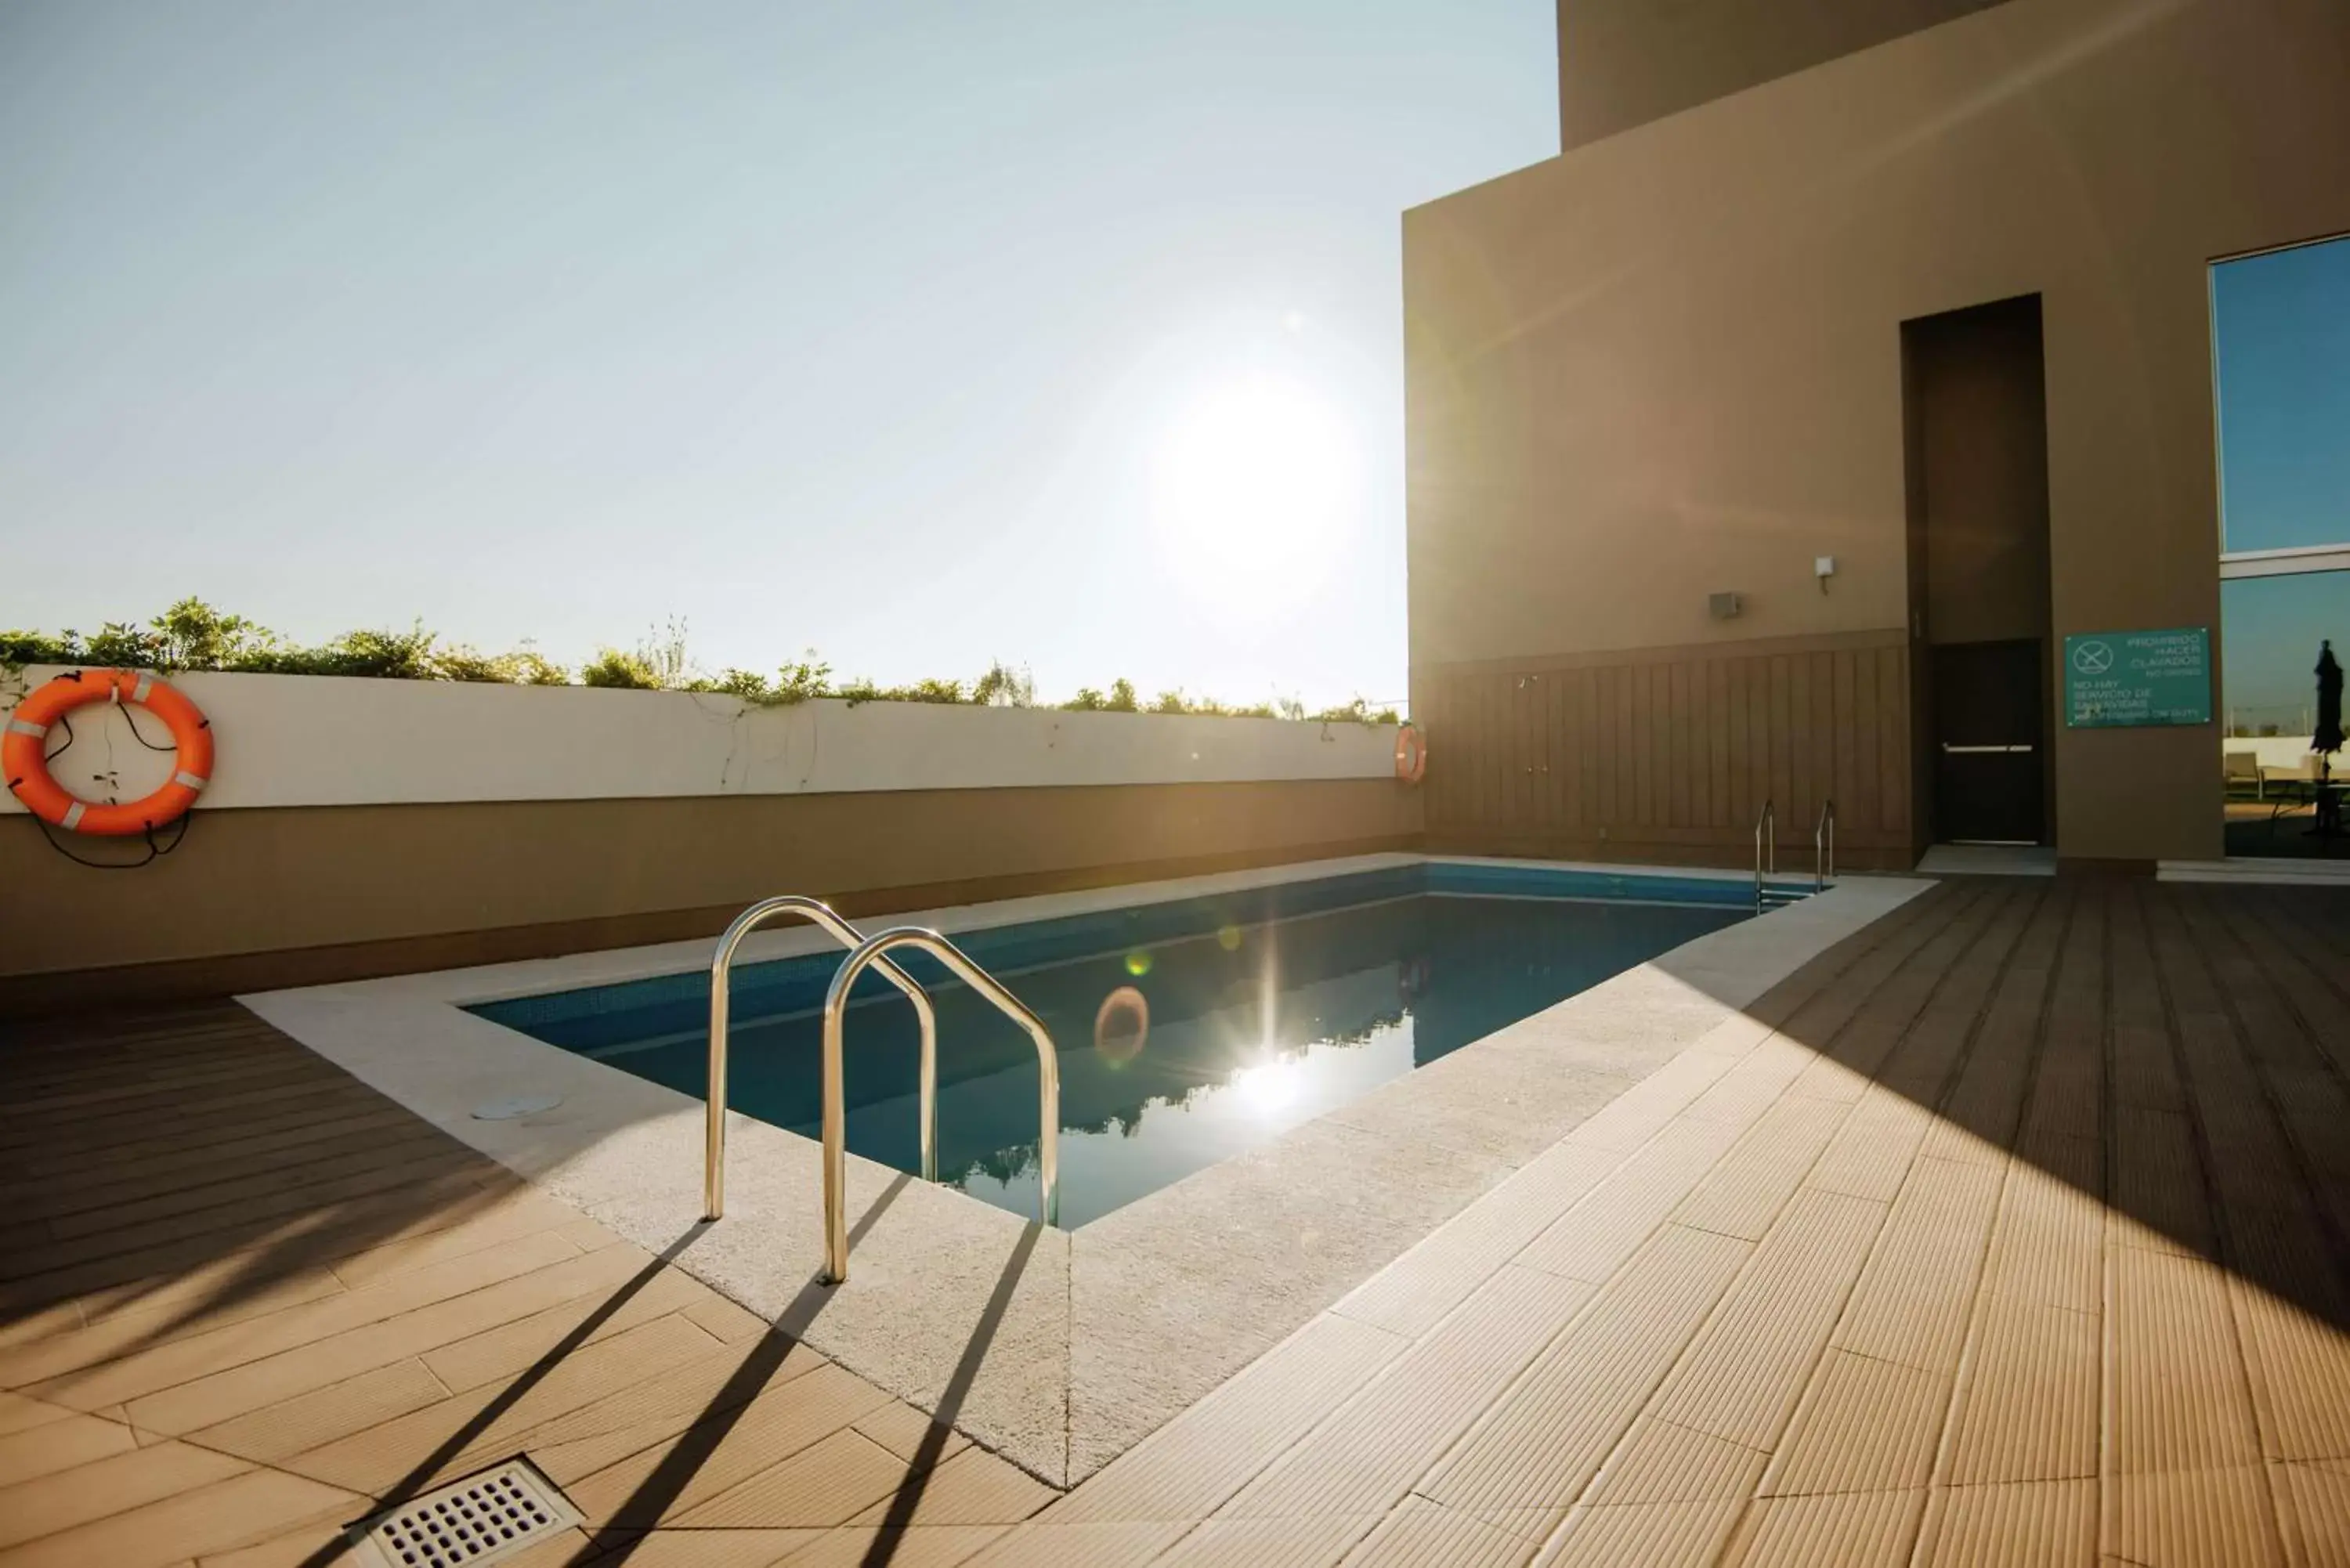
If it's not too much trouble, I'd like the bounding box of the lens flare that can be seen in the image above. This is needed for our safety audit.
[1217,924,1242,952]
[1094,985,1150,1067]
[1124,950,1153,977]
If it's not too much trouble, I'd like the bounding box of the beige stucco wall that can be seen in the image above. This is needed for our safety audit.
[1556,0,2011,150]
[0,781,1421,1007]
[0,667,1404,813]
[0,674,1421,1007]
[1410,0,2350,863]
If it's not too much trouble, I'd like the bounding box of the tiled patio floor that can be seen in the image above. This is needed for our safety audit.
[0,1005,1054,1567]
[5,876,2350,1566]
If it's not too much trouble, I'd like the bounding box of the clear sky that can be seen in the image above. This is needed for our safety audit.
[2214,235,2350,558]
[0,2,1558,708]
[2211,234,2350,727]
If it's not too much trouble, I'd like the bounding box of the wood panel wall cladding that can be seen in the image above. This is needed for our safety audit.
[1419,634,1914,869]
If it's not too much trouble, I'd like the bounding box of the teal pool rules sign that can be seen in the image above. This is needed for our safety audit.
[2063,627,2211,728]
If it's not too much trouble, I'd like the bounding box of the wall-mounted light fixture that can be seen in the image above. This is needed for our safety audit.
[1815,555,1837,593]
[1708,591,1742,620]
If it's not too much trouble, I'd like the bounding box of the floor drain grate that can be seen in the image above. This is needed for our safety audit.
[349,1458,582,1567]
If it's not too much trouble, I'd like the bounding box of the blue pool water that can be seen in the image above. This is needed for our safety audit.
[475,863,1765,1227]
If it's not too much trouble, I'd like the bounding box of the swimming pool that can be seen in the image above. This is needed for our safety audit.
[474,862,1770,1227]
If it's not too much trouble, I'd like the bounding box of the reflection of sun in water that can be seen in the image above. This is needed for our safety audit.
[1152,377,1359,614]
[1231,1059,1301,1117]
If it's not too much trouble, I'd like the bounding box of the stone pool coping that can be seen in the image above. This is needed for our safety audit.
[244,853,1933,1487]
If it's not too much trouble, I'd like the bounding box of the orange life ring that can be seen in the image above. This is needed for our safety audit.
[1394,722,1427,785]
[4,670,213,836]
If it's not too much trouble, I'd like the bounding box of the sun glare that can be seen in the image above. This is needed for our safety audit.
[1151,377,1359,613]
[1231,1058,1302,1117]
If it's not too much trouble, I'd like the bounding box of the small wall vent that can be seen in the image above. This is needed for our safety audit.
[348,1458,581,1567]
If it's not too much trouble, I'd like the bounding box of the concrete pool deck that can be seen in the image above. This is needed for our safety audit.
[239,854,1930,1487]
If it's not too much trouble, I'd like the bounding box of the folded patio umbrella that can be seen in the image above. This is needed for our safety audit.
[2319,641,2345,764]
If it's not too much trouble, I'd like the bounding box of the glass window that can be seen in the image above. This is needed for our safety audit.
[2222,574,2349,738]
[2213,236,2348,858]
[2212,233,2350,558]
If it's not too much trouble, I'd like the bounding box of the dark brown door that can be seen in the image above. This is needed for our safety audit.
[1934,639,2044,844]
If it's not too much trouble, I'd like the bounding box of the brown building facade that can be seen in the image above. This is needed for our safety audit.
[1410,0,2350,871]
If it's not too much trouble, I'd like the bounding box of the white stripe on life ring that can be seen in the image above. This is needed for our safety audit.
[5,718,45,738]
[174,771,208,792]
[132,673,154,702]
[60,801,86,830]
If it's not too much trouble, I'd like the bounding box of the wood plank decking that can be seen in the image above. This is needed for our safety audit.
[4,876,2349,1566]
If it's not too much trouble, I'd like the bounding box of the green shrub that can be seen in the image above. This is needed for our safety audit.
[327,624,441,679]
[0,628,81,665]
[1308,696,1402,726]
[1058,677,1139,714]
[504,650,573,685]
[0,598,1402,724]
[634,617,692,689]
[773,657,833,703]
[225,624,436,679]
[433,646,505,683]
[580,649,663,688]
[695,667,776,700]
[834,674,968,706]
[438,645,570,685]
[1148,689,1286,719]
[973,659,1034,707]
[85,621,163,669]
[150,597,280,670]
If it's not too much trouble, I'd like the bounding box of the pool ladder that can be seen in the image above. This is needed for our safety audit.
[1753,799,1835,913]
[703,896,1059,1284]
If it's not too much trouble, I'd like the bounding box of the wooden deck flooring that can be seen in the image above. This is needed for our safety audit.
[4,876,2350,1566]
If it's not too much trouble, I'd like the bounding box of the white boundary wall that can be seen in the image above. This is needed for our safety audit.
[2,666,1401,812]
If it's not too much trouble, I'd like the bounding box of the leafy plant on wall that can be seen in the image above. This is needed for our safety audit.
[0,599,1399,724]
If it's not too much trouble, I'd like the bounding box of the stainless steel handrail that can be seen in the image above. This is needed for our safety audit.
[819,927,1060,1283]
[1754,798,1775,912]
[704,897,938,1223]
[1815,798,1836,892]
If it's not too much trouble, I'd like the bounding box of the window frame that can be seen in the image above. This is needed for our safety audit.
[2220,544,2350,581]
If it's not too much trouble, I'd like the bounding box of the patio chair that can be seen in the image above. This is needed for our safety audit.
[2225,750,2261,798]
[2258,754,2328,835]
[2261,753,2320,800]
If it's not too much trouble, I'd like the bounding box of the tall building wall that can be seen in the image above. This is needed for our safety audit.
[1556,0,2012,148]
[1412,0,2350,867]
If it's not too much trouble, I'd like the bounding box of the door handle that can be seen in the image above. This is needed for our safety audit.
[1942,743,2034,753]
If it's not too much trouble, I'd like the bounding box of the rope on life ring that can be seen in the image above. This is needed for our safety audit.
[1394,722,1427,785]
[3,670,213,836]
